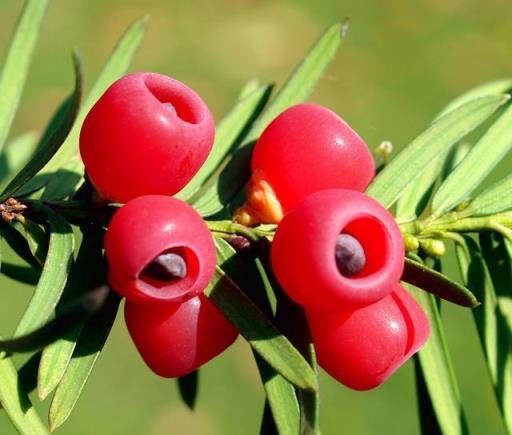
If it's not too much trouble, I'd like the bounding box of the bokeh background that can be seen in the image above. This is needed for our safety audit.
[1,0,512,434]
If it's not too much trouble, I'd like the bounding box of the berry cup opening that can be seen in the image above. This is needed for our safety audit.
[143,75,203,125]
[137,246,200,301]
[339,216,388,279]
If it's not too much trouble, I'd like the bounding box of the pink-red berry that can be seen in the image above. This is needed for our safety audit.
[271,189,404,311]
[235,103,375,225]
[306,284,430,390]
[125,295,238,378]
[80,72,215,203]
[105,195,216,304]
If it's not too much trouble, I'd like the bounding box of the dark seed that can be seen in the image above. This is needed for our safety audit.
[335,233,366,277]
[144,252,187,281]
[162,102,176,115]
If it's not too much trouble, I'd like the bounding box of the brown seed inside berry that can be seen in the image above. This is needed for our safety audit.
[335,233,366,277]
[143,252,187,281]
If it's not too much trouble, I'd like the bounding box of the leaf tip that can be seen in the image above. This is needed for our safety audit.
[340,17,351,39]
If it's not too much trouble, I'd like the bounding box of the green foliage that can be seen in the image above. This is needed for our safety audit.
[1,3,512,435]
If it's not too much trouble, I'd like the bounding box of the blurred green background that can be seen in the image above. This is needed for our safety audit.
[1,0,512,434]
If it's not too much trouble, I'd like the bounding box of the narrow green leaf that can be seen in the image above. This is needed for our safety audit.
[396,141,471,223]
[197,22,347,216]
[178,82,272,202]
[14,207,74,336]
[1,262,40,285]
[245,21,347,144]
[0,0,48,152]
[207,258,317,392]
[38,225,106,400]
[436,78,512,120]
[413,356,443,435]
[395,156,445,223]
[0,353,42,411]
[40,16,148,201]
[432,100,512,217]
[177,370,199,410]
[456,236,512,433]
[0,287,107,354]
[49,291,120,432]
[260,401,280,435]
[402,257,479,308]
[480,232,512,338]
[0,223,41,269]
[0,52,83,200]
[462,172,512,217]
[367,94,508,208]
[0,355,48,434]
[0,132,37,186]
[15,219,48,266]
[406,284,469,435]
[214,238,301,435]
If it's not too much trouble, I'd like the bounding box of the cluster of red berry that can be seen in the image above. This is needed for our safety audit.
[79,72,430,390]
[80,73,237,377]
[238,104,430,390]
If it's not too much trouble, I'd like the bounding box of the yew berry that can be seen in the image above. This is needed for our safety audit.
[307,284,430,390]
[105,195,216,304]
[234,103,375,225]
[80,72,215,203]
[125,295,238,378]
[271,189,404,311]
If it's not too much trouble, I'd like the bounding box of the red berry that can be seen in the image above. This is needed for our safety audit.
[271,189,404,310]
[307,284,429,390]
[80,72,215,203]
[105,195,216,304]
[234,103,375,225]
[125,295,238,378]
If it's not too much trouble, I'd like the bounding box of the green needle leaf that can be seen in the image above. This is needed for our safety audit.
[0,286,108,354]
[367,94,509,209]
[215,238,300,434]
[15,219,49,266]
[456,236,512,433]
[208,254,317,392]
[49,291,121,432]
[0,0,48,152]
[198,21,347,216]
[462,172,512,217]
[0,51,83,201]
[402,257,479,308]
[178,81,272,203]
[38,225,106,401]
[0,355,48,435]
[14,206,74,336]
[0,132,37,187]
[432,99,512,217]
[177,370,199,411]
[245,21,347,144]
[1,262,40,285]
[435,78,512,120]
[406,284,469,435]
[39,16,148,201]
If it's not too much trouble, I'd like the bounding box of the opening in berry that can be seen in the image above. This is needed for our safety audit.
[335,233,366,277]
[162,102,177,115]
[138,246,200,301]
[338,216,388,278]
[143,251,187,281]
[144,75,203,124]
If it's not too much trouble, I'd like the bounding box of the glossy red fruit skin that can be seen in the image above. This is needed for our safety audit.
[125,295,238,378]
[271,189,404,311]
[252,103,375,213]
[307,284,430,390]
[79,72,215,203]
[104,195,216,304]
